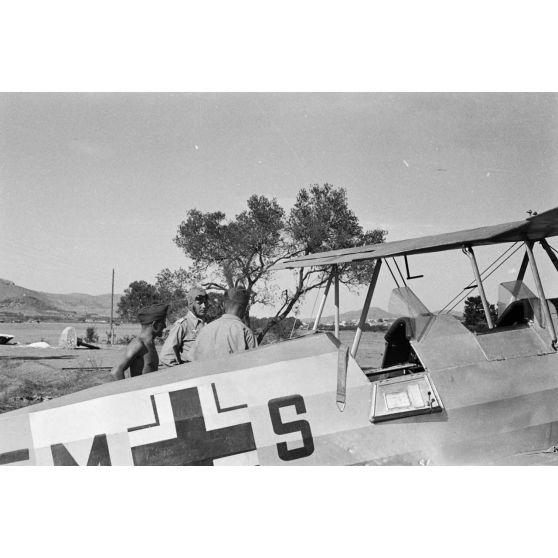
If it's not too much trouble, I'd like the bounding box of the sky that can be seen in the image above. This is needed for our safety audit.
[1,92,557,317]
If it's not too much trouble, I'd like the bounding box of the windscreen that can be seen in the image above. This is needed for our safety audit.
[497,281,542,326]
[387,287,433,340]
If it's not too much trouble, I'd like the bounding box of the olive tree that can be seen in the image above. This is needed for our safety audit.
[116,280,161,322]
[173,184,386,341]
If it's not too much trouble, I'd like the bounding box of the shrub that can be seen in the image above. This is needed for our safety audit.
[117,334,136,345]
[85,327,99,343]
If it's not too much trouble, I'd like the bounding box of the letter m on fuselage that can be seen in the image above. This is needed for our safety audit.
[51,434,111,466]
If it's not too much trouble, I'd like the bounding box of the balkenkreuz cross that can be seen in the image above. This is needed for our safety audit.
[131,387,256,465]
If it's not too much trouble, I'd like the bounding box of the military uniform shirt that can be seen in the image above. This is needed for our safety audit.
[189,314,257,362]
[160,311,204,366]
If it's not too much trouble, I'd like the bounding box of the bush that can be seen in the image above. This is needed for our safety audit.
[463,296,498,332]
[117,334,136,345]
[85,327,99,343]
[251,316,302,343]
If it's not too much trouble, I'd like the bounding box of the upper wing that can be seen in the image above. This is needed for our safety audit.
[275,207,558,269]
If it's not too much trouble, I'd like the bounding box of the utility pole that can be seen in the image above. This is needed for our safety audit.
[109,269,115,344]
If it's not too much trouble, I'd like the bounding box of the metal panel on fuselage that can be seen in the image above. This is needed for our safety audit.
[342,353,558,465]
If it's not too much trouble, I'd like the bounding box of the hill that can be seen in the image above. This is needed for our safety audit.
[310,307,463,323]
[0,278,119,320]
[311,306,397,323]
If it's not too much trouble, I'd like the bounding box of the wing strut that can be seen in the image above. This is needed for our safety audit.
[310,265,341,341]
[334,265,340,339]
[516,250,529,282]
[351,259,383,358]
[525,241,557,349]
[540,239,558,273]
[463,246,494,329]
[312,272,334,331]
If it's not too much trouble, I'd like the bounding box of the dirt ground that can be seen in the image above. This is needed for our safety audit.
[0,330,386,415]
[0,321,143,413]
[0,344,126,413]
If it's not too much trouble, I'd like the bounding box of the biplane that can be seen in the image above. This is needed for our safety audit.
[1,208,557,465]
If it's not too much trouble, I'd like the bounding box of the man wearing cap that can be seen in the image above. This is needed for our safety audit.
[160,287,208,366]
[190,287,257,361]
[111,303,168,380]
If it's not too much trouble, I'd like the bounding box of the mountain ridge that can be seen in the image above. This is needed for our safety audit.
[0,278,118,319]
[306,307,397,323]
[306,306,462,322]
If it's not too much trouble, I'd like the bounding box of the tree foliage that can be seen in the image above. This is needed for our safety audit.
[117,280,162,323]
[118,271,225,324]
[173,184,386,341]
[155,268,191,319]
[463,296,498,331]
[174,195,285,304]
[288,184,386,284]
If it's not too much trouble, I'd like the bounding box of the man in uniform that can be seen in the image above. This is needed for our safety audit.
[111,303,168,380]
[190,287,257,362]
[160,287,208,366]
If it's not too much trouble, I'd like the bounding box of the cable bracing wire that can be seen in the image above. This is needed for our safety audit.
[438,243,519,314]
[384,259,400,288]
[444,243,523,314]
[445,243,523,314]
[392,258,407,287]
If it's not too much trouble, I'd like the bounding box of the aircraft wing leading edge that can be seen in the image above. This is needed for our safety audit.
[275,206,558,269]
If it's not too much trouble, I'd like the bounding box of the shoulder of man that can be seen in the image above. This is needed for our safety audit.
[165,317,185,332]
[188,310,206,324]
[229,318,255,337]
[200,316,221,330]
[127,336,147,355]
[177,315,195,331]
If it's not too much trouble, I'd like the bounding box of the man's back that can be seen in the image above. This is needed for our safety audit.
[190,313,257,361]
[128,337,158,376]
[111,301,168,381]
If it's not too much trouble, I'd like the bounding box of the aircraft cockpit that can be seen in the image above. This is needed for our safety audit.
[495,280,542,329]
[365,287,445,423]
[370,286,431,377]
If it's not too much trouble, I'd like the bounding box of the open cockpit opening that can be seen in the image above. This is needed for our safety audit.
[363,287,429,381]
[462,243,557,348]
[496,281,540,327]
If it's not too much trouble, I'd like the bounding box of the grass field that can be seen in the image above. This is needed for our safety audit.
[0,344,125,413]
[0,326,386,414]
